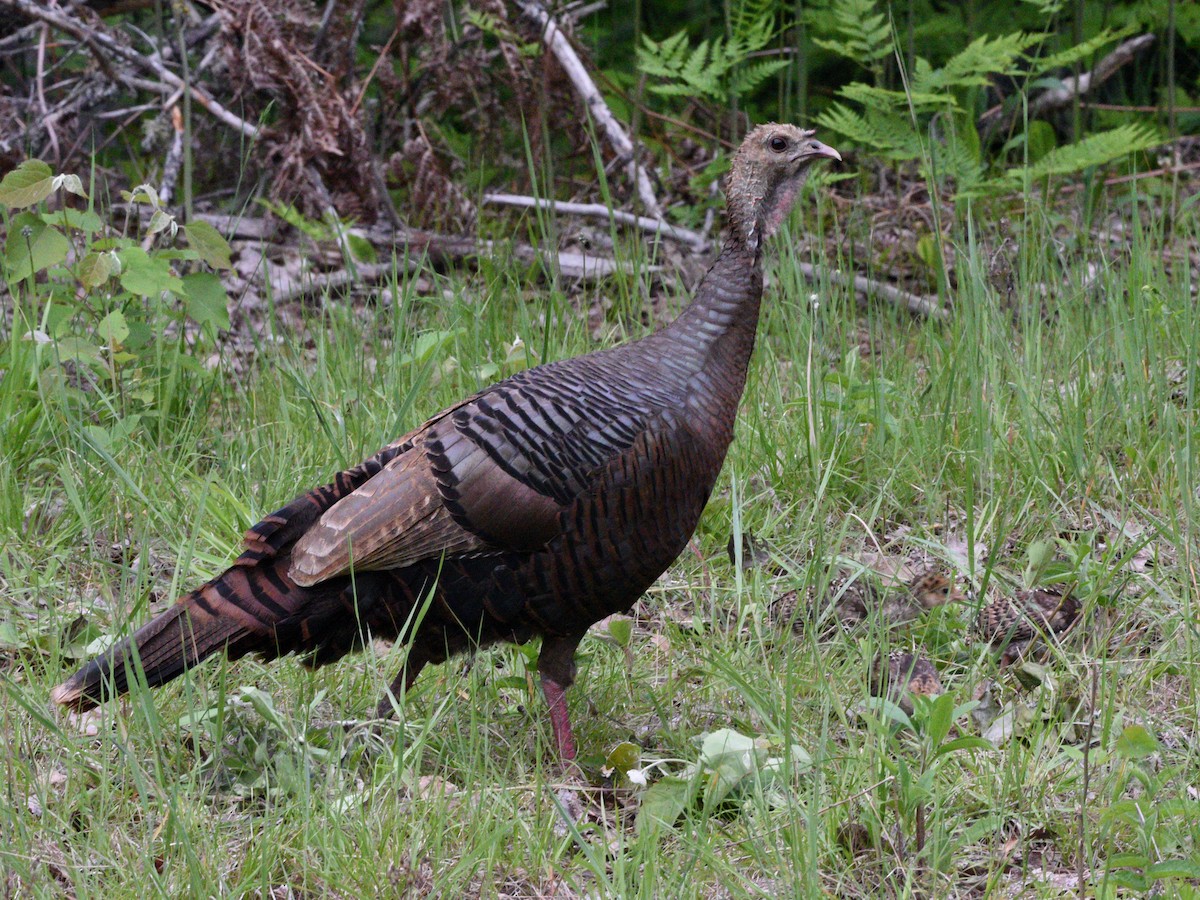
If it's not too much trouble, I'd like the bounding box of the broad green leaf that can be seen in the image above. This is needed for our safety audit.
[183,272,230,331]
[41,208,103,233]
[3,213,68,280]
[863,696,913,730]
[239,686,288,731]
[0,621,30,651]
[604,741,641,774]
[396,329,464,367]
[637,776,692,834]
[53,173,87,198]
[54,336,103,365]
[96,310,129,345]
[344,233,376,265]
[118,246,184,297]
[1108,872,1149,892]
[1115,725,1159,759]
[607,616,633,647]
[0,159,55,208]
[933,736,993,759]
[77,251,115,290]
[184,219,233,269]
[123,183,160,207]
[699,728,758,769]
[1025,121,1057,163]
[146,209,175,236]
[925,693,956,745]
[1146,860,1200,880]
[1106,852,1151,869]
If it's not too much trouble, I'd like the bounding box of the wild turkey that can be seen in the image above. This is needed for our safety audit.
[52,125,841,761]
[976,587,1080,665]
[869,651,942,715]
[876,570,965,626]
[770,568,963,635]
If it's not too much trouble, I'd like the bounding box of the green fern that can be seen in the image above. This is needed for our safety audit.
[917,32,1042,92]
[1030,25,1137,75]
[807,0,892,75]
[637,0,787,104]
[817,103,923,160]
[984,124,1163,192]
[813,9,1163,198]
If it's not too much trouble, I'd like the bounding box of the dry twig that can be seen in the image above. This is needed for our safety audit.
[979,34,1156,139]
[797,262,949,320]
[482,191,709,252]
[3,0,260,139]
[515,0,663,219]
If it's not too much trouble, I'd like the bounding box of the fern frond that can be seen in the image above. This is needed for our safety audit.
[840,83,958,114]
[817,103,923,159]
[1020,125,1162,179]
[729,59,791,98]
[1030,25,1137,76]
[917,32,1041,92]
[977,124,1164,195]
[808,0,891,66]
[637,9,783,103]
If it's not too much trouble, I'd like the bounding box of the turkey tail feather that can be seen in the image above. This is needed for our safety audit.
[51,569,279,712]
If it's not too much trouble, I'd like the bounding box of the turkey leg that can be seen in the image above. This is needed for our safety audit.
[537,633,584,760]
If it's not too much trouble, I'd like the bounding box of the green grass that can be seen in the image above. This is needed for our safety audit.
[1,175,1198,898]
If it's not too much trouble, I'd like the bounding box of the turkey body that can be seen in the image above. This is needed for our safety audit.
[53,126,840,760]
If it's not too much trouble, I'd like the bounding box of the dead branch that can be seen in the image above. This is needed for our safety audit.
[156,106,186,207]
[3,0,260,140]
[797,262,949,321]
[270,262,412,305]
[515,0,663,220]
[373,226,658,281]
[482,191,710,252]
[979,34,1156,139]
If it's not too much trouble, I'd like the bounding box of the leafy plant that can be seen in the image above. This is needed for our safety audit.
[0,160,233,447]
[635,727,812,834]
[637,0,789,105]
[809,3,1164,195]
[867,691,993,873]
[808,0,893,80]
[1096,725,1200,896]
[179,686,346,800]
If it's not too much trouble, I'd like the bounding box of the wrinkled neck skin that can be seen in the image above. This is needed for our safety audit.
[660,233,764,378]
[654,164,812,386]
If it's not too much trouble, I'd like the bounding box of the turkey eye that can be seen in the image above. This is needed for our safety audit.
[769,136,788,152]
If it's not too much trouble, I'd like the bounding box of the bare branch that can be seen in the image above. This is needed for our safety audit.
[515,0,663,219]
[797,263,949,320]
[979,34,1156,139]
[482,192,710,252]
[2,0,261,139]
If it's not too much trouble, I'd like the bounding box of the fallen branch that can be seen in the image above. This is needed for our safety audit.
[797,263,949,320]
[483,192,710,252]
[270,262,411,305]
[979,34,1155,139]
[3,0,261,140]
[515,0,663,220]
[375,226,659,281]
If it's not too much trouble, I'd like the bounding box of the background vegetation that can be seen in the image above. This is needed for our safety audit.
[1,0,1197,896]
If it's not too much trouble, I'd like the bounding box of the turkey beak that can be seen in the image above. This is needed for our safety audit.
[799,140,842,164]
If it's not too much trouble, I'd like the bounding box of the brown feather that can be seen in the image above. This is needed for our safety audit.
[288,443,490,586]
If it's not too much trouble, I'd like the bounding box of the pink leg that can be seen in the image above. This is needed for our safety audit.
[541,675,577,761]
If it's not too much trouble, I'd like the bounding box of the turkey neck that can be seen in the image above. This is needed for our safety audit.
[654,234,764,418]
